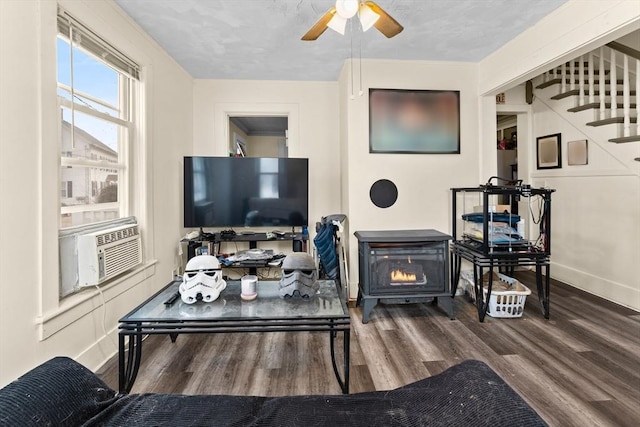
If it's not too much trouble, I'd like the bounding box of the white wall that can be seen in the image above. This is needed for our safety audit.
[530,96,640,310]
[191,80,342,235]
[0,0,193,386]
[340,59,480,298]
[246,135,283,157]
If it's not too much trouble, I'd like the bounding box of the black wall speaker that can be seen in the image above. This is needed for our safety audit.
[369,179,398,208]
[526,80,533,104]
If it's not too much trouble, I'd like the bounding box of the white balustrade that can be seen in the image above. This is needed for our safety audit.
[636,58,640,136]
[578,55,585,105]
[623,54,630,137]
[588,52,595,104]
[599,47,606,120]
[610,48,618,118]
[545,43,637,140]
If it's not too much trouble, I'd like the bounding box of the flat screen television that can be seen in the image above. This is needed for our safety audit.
[184,156,309,228]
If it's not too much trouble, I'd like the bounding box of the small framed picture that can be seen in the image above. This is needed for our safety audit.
[567,139,588,165]
[536,133,562,169]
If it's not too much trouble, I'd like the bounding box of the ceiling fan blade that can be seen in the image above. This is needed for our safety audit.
[364,1,403,38]
[301,7,337,41]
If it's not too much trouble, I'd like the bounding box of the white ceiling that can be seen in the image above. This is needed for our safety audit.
[113,0,568,81]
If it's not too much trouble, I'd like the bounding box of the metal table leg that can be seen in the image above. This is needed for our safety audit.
[119,324,143,394]
[329,324,350,394]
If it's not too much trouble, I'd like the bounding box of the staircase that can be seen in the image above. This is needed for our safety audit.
[535,42,640,161]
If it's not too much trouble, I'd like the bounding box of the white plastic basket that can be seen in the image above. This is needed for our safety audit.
[460,270,531,318]
[482,273,531,318]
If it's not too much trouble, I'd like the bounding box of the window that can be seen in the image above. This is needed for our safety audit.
[57,9,141,297]
[61,181,73,198]
[57,8,139,229]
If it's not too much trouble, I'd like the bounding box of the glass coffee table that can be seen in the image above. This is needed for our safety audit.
[118,279,350,394]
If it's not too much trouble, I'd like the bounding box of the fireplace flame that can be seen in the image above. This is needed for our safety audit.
[390,269,417,282]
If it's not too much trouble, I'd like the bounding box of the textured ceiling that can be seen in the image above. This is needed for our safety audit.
[114,0,568,81]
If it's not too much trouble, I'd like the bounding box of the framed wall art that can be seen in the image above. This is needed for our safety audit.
[567,139,588,165]
[369,88,460,154]
[536,133,562,169]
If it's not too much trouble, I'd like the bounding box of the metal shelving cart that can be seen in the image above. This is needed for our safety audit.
[450,179,555,322]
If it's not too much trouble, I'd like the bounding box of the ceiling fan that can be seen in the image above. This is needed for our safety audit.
[302,0,403,41]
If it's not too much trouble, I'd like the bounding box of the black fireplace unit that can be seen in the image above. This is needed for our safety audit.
[355,229,454,323]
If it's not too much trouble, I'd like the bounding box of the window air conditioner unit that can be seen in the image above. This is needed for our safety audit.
[77,223,142,287]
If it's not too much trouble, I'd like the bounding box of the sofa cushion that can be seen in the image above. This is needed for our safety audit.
[0,357,118,426]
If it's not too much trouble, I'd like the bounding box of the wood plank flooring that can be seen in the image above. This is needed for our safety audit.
[97,271,640,426]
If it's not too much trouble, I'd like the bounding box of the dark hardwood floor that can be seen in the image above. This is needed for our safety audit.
[98,271,640,426]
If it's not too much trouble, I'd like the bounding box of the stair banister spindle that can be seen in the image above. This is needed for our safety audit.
[588,52,595,104]
[561,62,567,94]
[610,48,617,118]
[570,60,576,92]
[599,47,606,120]
[578,55,585,105]
[622,54,630,137]
[637,58,640,136]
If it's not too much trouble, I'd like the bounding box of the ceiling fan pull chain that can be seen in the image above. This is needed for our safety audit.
[359,26,363,96]
[350,19,355,99]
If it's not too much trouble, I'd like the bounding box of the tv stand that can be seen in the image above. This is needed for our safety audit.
[185,232,308,275]
[212,231,305,248]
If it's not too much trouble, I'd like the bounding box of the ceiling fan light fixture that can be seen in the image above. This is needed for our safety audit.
[327,14,348,35]
[358,3,380,32]
[335,0,359,19]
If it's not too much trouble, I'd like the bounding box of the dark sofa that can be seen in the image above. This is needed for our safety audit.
[0,357,547,426]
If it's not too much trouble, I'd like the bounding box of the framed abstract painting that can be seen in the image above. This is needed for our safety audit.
[369,89,460,154]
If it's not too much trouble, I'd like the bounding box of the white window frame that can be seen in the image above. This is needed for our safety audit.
[57,8,141,297]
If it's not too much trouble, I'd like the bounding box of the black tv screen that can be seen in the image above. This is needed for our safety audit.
[184,157,309,228]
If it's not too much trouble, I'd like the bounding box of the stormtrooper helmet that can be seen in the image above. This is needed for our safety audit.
[180,255,226,304]
[279,253,319,298]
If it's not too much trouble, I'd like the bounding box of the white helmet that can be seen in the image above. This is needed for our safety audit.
[180,255,226,304]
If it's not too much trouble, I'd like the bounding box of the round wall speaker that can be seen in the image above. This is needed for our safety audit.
[369,179,398,208]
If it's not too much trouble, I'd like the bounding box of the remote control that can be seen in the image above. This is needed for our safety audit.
[164,291,181,306]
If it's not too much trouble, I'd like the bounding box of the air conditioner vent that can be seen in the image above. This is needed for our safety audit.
[96,226,139,247]
[102,238,142,278]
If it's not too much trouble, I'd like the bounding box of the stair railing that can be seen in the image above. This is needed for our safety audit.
[557,44,638,136]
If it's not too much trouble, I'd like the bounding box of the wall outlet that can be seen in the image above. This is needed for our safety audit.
[171,269,178,280]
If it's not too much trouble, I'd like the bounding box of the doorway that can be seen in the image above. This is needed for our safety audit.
[496,114,518,213]
[228,116,288,158]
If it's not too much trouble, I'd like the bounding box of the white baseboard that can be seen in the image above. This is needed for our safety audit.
[551,261,640,312]
[75,328,119,375]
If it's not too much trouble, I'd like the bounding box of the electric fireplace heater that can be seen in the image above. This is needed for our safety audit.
[355,230,454,323]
